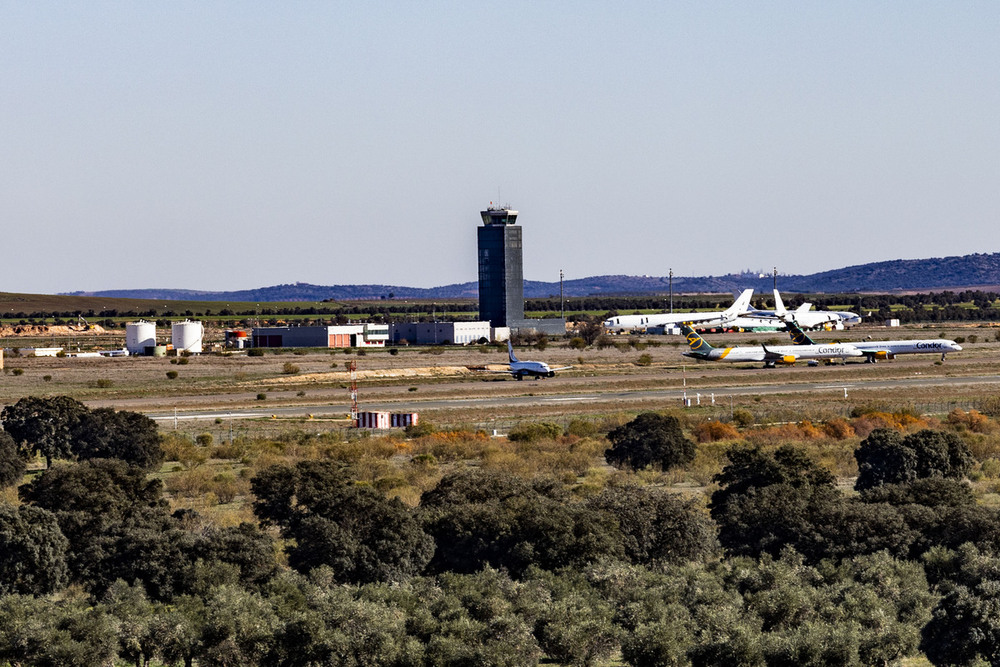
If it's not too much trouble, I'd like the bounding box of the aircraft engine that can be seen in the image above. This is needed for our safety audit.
[778,355,797,365]
[874,351,894,360]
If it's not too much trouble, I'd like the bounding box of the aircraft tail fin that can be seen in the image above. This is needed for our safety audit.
[680,324,714,352]
[785,321,816,345]
[507,339,519,363]
[723,289,754,320]
[773,289,787,317]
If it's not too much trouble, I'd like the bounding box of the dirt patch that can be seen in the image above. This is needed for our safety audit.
[0,324,107,336]
[258,365,506,385]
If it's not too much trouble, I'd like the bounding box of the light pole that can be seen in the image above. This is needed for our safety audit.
[559,269,564,320]
[669,268,673,314]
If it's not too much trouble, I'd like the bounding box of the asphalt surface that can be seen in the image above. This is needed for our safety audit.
[148,372,1000,423]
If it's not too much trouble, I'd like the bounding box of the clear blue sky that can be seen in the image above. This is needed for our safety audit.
[3,2,998,293]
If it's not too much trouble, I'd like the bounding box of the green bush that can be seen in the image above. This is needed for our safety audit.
[732,408,755,427]
[166,371,178,380]
[636,353,653,366]
[247,347,265,357]
[508,422,563,443]
[282,362,300,375]
[256,393,267,401]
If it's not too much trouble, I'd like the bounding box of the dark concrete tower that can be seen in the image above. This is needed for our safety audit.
[477,205,523,327]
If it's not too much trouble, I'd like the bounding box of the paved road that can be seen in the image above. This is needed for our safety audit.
[148,373,1000,423]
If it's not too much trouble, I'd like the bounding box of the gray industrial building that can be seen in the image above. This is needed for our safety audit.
[251,324,388,348]
[477,205,565,335]
[389,321,494,345]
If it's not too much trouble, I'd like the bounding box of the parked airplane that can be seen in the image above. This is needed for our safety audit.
[783,322,962,362]
[603,289,754,332]
[742,290,861,330]
[499,340,572,379]
[679,325,863,368]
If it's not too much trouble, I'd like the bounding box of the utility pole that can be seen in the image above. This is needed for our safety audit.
[669,268,674,313]
[559,269,564,319]
[773,266,777,292]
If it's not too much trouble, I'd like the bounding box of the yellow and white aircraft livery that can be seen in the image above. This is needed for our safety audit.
[679,324,863,368]
[783,321,962,362]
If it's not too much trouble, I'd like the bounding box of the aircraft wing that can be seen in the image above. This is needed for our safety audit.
[548,365,573,372]
[761,346,798,364]
[467,366,516,375]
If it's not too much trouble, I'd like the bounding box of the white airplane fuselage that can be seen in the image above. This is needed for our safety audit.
[680,325,862,367]
[683,343,862,364]
[852,339,963,360]
[604,289,753,332]
[509,359,556,378]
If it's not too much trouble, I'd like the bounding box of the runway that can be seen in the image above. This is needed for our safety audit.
[147,372,1000,423]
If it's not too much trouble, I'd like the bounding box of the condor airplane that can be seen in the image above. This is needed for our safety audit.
[680,325,863,368]
[500,340,572,380]
[784,322,962,362]
[603,289,754,332]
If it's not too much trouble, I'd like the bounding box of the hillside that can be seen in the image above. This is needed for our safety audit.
[60,252,1000,301]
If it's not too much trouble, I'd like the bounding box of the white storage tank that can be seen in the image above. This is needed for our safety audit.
[172,320,204,354]
[125,321,157,355]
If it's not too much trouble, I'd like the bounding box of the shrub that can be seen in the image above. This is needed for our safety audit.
[605,412,697,472]
[823,418,856,439]
[566,419,599,438]
[196,433,214,447]
[731,408,755,427]
[389,348,399,355]
[405,421,435,438]
[635,353,653,367]
[247,347,265,356]
[10,368,23,377]
[256,393,267,401]
[948,409,996,434]
[166,370,179,379]
[42,375,52,382]
[692,420,741,443]
[177,357,189,365]
[508,422,563,443]
[95,378,113,387]
[978,395,1000,417]
[282,362,300,375]
[568,337,586,350]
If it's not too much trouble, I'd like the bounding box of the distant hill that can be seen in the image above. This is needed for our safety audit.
[63,252,1000,302]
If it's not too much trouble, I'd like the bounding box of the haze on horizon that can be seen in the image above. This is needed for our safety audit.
[3,2,998,295]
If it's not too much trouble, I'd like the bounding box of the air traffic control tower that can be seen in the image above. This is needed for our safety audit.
[477,205,524,327]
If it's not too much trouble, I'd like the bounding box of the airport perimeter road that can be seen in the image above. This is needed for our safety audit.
[147,373,1000,423]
